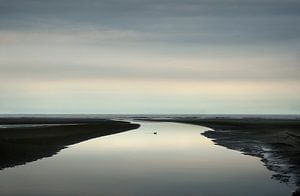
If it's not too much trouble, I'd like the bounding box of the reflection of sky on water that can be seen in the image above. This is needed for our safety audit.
[0,122,291,196]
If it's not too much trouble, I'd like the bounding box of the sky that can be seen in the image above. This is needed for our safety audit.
[0,0,300,114]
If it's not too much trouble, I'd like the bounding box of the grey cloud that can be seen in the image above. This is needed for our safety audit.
[1,0,299,45]
[1,0,300,16]
[1,0,300,26]
[0,0,299,81]
[1,0,300,114]
[1,16,300,46]
[1,61,299,81]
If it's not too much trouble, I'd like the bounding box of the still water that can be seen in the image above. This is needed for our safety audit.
[0,122,291,195]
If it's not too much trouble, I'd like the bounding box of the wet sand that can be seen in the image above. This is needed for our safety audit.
[138,117,300,195]
[0,118,140,170]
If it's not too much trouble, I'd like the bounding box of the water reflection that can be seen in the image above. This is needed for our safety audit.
[0,122,292,196]
[0,122,139,170]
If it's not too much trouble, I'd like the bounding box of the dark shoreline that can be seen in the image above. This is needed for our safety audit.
[137,117,300,195]
[0,118,140,170]
[0,117,127,125]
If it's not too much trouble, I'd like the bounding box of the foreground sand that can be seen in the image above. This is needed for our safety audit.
[139,117,300,195]
[0,118,140,170]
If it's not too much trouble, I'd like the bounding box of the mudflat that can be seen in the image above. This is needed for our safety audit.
[0,118,140,170]
[140,117,300,195]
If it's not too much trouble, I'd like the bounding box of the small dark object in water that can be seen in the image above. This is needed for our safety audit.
[154,132,157,135]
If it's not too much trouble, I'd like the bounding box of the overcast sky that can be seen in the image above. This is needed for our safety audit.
[0,0,299,114]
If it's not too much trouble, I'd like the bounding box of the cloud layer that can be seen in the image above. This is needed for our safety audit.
[0,0,299,113]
